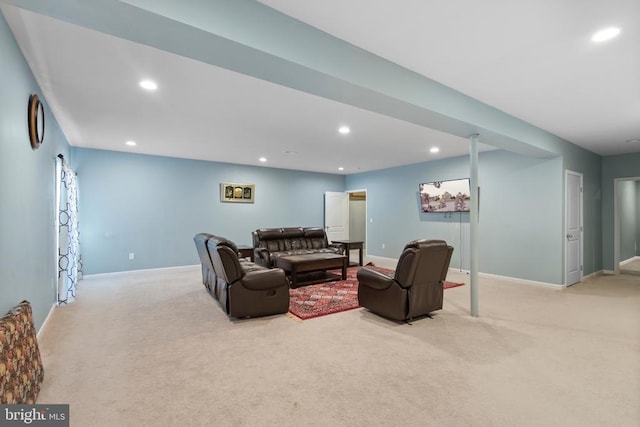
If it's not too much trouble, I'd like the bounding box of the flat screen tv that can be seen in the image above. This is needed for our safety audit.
[419,178,471,213]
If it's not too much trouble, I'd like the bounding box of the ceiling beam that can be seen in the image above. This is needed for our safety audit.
[3,0,565,158]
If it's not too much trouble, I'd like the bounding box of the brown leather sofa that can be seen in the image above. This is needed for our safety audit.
[357,239,453,322]
[252,227,342,268]
[194,234,290,318]
[193,233,215,290]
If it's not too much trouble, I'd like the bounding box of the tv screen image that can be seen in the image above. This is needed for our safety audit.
[419,178,471,212]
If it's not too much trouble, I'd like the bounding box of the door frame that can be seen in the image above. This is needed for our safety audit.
[564,170,583,286]
[346,189,368,259]
[613,176,640,273]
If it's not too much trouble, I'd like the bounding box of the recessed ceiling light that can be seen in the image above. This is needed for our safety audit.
[259,157,267,162]
[139,79,158,90]
[430,147,440,153]
[338,126,350,135]
[125,140,136,146]
[591,27,621,42]
[626,138,640,144]
[338,167,344,171]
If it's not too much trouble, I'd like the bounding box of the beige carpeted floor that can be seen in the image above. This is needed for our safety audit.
[36,266,640,427]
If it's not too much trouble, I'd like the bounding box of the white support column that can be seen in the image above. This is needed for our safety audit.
[469,134,480,317]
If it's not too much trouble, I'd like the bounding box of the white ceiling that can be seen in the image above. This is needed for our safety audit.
[2,1,639,174]
[259,0,640,155]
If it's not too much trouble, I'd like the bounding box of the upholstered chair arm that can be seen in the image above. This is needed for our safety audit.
[253,248,271,267]
[357,267,396,290]
[242,268,288,291]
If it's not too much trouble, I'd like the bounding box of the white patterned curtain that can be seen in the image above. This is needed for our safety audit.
[57,156,82,304]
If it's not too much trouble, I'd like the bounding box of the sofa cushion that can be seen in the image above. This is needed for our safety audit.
[269,248,340,260]
[281,227,304,238]
[239,259,268,273]
[308,237,326,250]
[303,228,325,238]
[266,240,282,252]
[256,228,284,240]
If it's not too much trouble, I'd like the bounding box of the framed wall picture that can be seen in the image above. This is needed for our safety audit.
[221,182,255,203]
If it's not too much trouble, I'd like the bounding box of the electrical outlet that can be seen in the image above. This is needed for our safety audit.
[370,217,374,223]
[381,243,385,249]
[129,253,135,260]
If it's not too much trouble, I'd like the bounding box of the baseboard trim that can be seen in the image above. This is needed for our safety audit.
[581,270,604,281]
[620,256,640,266]
[478,272,564,289]
[37,302,56,340]
[366,255,563,289]
[83,264,199,279]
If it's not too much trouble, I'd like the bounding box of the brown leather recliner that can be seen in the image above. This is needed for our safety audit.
[357,239,453,322]
[207,235,290,318]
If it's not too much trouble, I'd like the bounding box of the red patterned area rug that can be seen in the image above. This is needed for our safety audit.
[288,266,464,320]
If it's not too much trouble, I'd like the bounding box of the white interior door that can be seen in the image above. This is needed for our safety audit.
[324,191,349,242]
[565,170,583,285]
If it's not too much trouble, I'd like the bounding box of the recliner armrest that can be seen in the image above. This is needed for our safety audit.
[241,268,288,291]
[357,268,395,290]
[253,248,271,267]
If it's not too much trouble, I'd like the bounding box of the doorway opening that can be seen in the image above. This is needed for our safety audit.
[324,190,367,265]
[347,190,367,264]
[614,177,640,275]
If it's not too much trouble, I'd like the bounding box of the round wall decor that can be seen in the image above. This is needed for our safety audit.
[28,94,45,150]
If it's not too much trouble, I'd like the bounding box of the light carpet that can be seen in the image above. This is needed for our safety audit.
[35,267,640,426]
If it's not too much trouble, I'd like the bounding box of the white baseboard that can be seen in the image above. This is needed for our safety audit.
[83,264,199,279]
[37,302,56,340]
[478,272,564,289]
[581,270,602,281]
[366,255,563,288]
[580,269,632,280]
[620,256,640,266]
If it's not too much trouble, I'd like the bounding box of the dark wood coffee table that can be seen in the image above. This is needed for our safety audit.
[275,253,348,288]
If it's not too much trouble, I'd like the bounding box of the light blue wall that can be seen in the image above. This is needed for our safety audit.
[76,145,608,285]
[618,180,637,261]
[346,155,474,268]
[72,148,344,274]
[346,150,566,284]
[602,153,640,270]
[560,142,603,276]
[0,11,70,329]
